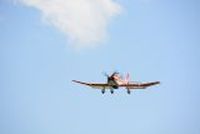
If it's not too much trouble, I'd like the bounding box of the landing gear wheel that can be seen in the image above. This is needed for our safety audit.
[101,89,105,94]
[127,89,131,94]
[110,90,114,94]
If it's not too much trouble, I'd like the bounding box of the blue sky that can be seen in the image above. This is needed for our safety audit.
[0,0,200,134]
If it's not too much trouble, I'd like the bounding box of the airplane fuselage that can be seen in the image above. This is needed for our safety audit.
[107,75,119,89]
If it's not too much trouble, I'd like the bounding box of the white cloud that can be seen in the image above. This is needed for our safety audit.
[18,0,122,47]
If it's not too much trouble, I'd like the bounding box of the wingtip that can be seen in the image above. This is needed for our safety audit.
[72,80,78,83]
[72,80,85,85]
[155,81,161,85]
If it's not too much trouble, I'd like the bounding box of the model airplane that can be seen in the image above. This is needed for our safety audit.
[72,72,160,94]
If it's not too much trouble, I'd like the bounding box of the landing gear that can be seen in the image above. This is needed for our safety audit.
[110,89,114,94]
[101,89,105,94]
[127,89,131,94]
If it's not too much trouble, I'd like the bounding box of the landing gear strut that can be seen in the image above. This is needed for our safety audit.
[101,89,105,94]
[127,89,131,94]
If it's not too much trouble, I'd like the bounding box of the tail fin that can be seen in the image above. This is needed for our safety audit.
[125,73,130,83]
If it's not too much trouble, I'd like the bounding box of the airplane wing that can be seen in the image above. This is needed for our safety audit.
[72,80,112,89]
[119,81,160,89]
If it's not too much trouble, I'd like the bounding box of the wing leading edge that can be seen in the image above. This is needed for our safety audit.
[120,81,160,89]
[72,80,111,89]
